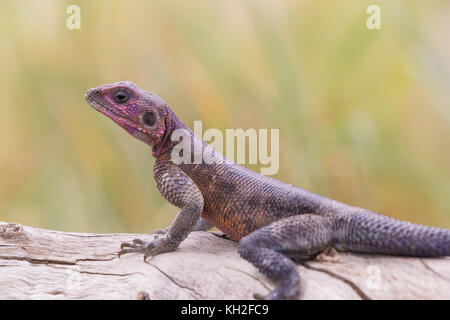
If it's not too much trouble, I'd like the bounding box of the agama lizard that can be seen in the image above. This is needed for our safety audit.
[85,81,450,299]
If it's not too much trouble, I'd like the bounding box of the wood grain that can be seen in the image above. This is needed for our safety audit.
[0,222,449,299]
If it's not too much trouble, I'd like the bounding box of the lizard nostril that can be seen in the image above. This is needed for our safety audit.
[85,88,101,101]
[87,88,101,96]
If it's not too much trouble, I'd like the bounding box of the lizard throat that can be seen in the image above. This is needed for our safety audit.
[152,115,173,158]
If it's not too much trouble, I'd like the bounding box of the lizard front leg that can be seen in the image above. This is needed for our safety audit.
[119,162,204,261]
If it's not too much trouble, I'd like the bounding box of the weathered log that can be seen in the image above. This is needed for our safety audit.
[0,222,449,300]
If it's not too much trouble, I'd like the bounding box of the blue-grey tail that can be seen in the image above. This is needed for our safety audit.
[335,211,450,257]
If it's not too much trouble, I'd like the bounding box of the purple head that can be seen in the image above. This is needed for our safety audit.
[85,81,174,156]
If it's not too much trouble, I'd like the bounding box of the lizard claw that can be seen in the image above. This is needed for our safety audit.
[118,246,145,258]
[253,293,265,300]
[263,284,300,300]
[118,237,155,257]
[118,235,176,260]
[120,238,147,249]
[132,238,146,245]
[143,250,154,262]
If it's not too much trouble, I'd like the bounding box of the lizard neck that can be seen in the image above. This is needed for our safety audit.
[152,106,189,159]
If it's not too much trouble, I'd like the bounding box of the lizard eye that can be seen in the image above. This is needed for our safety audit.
[139,110,157,128]
[113,89,129,104]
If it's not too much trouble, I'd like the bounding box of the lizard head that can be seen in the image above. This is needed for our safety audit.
[85,81,175,157]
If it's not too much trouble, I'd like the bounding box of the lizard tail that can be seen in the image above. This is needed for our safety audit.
[334,210,450,257]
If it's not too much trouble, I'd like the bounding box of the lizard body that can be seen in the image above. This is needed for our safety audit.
[85,81,450,299]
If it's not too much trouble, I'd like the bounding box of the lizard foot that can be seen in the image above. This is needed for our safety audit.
[253,284,299,300]
[118,235,176,261]
[253,293,265,300]
[263,284,300,300]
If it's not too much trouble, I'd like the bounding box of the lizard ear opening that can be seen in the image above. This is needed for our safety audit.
[139,110,159,131]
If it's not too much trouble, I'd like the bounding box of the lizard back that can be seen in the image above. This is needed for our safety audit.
[174,137,330,240]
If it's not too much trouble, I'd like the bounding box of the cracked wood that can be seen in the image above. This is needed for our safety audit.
[0,222,449,300]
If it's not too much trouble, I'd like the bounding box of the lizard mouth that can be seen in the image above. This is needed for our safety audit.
[85,94,128,119]
[85,90,139,131]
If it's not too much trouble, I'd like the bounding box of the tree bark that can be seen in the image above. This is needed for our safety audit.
[0,221,449,300]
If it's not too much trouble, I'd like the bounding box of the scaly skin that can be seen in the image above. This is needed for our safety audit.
[85,81,450,300]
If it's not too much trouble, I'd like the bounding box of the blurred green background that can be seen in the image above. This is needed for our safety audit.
[1,0,449,233]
